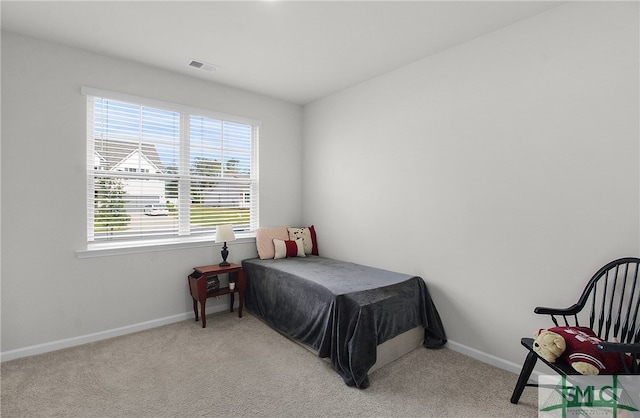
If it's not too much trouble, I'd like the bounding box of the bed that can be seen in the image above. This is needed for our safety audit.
[241,228,446,388]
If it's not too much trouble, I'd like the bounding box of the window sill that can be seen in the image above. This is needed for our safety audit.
[76,234,256,259]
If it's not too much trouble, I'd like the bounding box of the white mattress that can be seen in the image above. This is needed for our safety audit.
[297,325,425,374]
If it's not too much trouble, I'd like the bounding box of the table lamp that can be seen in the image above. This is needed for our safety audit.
[215,224,236,266]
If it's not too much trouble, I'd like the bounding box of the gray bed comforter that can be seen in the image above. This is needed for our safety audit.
[242,256,447,388]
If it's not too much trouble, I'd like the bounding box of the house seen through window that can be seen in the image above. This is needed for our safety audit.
[85,88,259,245]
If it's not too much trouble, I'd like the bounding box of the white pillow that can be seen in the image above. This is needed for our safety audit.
[287,227,313,255]
[273,238,306,259]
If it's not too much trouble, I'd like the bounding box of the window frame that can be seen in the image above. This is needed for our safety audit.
[78,87,259,257]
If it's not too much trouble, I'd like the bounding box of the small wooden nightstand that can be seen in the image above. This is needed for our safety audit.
[188,263,246,328]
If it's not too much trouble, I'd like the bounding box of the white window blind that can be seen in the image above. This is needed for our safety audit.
[84,88,259,245]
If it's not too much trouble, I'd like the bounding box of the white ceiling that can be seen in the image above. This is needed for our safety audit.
[1,1,564,105]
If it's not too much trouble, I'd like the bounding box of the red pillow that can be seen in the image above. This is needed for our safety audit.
[309,225,319,256]
[287,226,319,256]
[273,238,305,259]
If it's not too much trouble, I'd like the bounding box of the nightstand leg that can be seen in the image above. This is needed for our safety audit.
[200,299,207,328]
[230,292,235,313]
[193,299,199,322]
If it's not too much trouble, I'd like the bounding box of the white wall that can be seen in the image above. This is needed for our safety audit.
[302,2,639,369]
[1,32,303,354]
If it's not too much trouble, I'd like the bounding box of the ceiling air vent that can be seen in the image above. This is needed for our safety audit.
[188,59,217,73]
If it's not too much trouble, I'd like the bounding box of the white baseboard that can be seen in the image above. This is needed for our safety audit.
[445,339,544,381]
[1,303,234,363]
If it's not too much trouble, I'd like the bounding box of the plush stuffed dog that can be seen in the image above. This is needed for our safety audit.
[533,329,567,363]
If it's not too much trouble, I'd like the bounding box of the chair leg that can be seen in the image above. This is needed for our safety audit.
[510,351,538,404]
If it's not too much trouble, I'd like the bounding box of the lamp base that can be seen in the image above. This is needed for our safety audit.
[219,242,230,267]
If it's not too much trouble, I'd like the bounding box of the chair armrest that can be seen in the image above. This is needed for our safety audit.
[534,304,582,316]
[597,342,640,354]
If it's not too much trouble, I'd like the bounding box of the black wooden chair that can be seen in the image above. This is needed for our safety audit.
[511,257,640,404]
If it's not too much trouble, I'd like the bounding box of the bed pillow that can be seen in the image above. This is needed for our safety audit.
[287,225,319,256]
[308,225,319,255]
[273,239,306,259]
[256,226,289,259]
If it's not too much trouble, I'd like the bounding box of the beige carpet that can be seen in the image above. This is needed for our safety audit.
[1,312,538,417]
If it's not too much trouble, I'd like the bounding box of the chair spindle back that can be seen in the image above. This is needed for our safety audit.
[566,258,640,344]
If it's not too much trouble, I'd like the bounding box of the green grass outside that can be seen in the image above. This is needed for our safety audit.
[95,205,249,233]
[189,205,249,226]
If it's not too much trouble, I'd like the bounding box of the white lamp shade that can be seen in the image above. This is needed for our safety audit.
[215,224,236,243]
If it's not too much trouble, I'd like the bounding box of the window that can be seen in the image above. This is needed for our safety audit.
[83,87,259,247]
